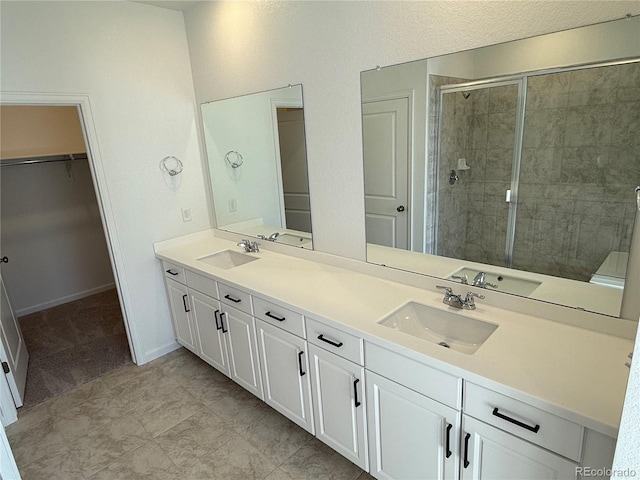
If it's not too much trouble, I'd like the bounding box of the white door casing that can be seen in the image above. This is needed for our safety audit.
[0,275,28,408]
[362,98,410,249]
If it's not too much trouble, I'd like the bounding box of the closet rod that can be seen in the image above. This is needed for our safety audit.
[0,152,88,168]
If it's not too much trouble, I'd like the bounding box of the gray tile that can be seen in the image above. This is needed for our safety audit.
[564,104,615,147]
[67,412,150,478]
[88,441,183,480]
[18,447,85,480]
[278,439,364,480]
[6,416,67,467]
[522,108,566,148]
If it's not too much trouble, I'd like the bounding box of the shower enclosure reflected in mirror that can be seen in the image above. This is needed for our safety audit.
[361,16,640,318]
[201,85,313,248]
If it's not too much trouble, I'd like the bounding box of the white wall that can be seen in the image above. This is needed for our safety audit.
[201,86,302,229]
[1,159,115,315]
[1,1,209,363]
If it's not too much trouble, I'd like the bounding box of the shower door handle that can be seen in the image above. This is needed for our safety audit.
[505,190,512,203]
[396,205,405,212]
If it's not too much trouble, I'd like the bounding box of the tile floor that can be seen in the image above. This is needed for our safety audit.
[6,348,373,480]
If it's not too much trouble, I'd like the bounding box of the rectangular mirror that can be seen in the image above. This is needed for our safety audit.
[201,85,313,248]
[361,16,639,319]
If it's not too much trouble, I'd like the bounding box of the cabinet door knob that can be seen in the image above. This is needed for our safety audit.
[182,294,190,313]
[445,423,452,458]
[214,310,222,330]
[353,378,361,407]
[224,294,241,303]
[166,269,178,276]
[492,407,540,433]
[297,351,306,376]
[265,311,286,322]
[219,312,228,333]
[463,433,471,468]
[396,205,405,212]
[317,334,343,348]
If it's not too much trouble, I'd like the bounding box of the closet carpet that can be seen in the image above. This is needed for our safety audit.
[18,289,132,410]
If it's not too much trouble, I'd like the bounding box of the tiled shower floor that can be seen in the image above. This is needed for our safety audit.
[6,348,373,480]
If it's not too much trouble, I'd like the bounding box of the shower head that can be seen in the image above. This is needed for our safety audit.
[461,91,471,99]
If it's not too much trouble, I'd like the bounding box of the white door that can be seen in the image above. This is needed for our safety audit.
[362,98,410,249]
[221,305,263,400]
[461,415,577,480]
[190,290,229,376]
[256,320,314,434]
[277,108,311,233]
[0,275,28,408]
[0,422,20,480]
[309,344,367,469]
[165,278,197,354]
[366,370,459,480]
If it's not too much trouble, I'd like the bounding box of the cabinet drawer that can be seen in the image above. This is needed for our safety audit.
[253,296,305,338]
[185,270,218,299]
[163,261,185,284]
[219,282,252,314]
[464,382,583,462]
[307,317,363,365]
[365,342,461,409]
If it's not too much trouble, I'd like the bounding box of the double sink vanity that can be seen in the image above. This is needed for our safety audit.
[154,230,633,480]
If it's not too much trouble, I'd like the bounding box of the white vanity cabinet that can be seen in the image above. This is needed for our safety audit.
[219,293,263,400]
[189,289,228,374]
[256,319,314,434]
[164,266,198,354]
[461,382,583,479]
[365,342,461,480]
[307,318,368,470]
[461,415,577,479]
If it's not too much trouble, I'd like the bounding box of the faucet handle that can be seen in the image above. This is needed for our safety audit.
[436,285,453,295]
[466,291,485,300]
[451,274,469,284]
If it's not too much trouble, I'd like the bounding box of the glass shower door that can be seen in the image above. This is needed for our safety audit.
[435,80,523,269]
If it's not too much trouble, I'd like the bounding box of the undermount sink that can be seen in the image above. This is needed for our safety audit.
[276,233,312,247]
[448,267,542,296]
[197,250,259,270]
[378,302,498,355]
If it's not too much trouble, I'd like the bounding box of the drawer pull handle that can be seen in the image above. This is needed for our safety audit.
[298,351,306,376]
[265,311,286,322]
[224,294,241,303]
[220,312,228,333]
[353,378,361,407]
[492,407,540,433]
[445,423,452,458]
[166,269,179,276]
[318,334,343,348]
[182,294,190,313]
[463,433,471,468]
[214,310,222,330]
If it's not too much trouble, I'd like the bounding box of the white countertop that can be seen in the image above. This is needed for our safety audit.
[155,231,635,438]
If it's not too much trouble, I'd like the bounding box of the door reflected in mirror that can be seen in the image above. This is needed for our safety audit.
[201,85,313,249]
[361,16,640,319]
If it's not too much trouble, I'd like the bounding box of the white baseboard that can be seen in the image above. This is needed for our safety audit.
[140,341,182,366]
[15,283,116,317]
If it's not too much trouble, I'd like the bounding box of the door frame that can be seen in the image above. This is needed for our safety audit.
[0,92,139,364]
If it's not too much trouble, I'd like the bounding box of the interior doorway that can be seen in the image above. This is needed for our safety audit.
[0,103,133,411]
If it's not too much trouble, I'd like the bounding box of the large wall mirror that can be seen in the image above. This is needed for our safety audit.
[361,16,639,319]
[202,85,313,248]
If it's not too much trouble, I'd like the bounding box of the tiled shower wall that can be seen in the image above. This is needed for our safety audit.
[433,61,639,282]
[435,83,518,268]
[515,62,639,281]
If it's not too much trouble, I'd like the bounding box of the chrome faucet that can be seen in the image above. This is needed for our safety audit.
[257,232,280,242]
[451,274,469,285]
[472,272,498,289]
[436,286,485,310]
[237,239,260,253]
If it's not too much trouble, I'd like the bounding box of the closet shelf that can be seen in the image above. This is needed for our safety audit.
[0,152,88,167]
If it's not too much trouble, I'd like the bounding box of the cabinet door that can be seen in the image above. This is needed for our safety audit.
[309,344,367,469]
[221,305,263,399]
[461,415,577,480]
[366,371,459,480]
[256,320,314,434]
[165,278,197,353]
[190,290,229,375]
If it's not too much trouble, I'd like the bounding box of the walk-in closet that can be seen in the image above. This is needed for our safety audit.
[0,105,132,409]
